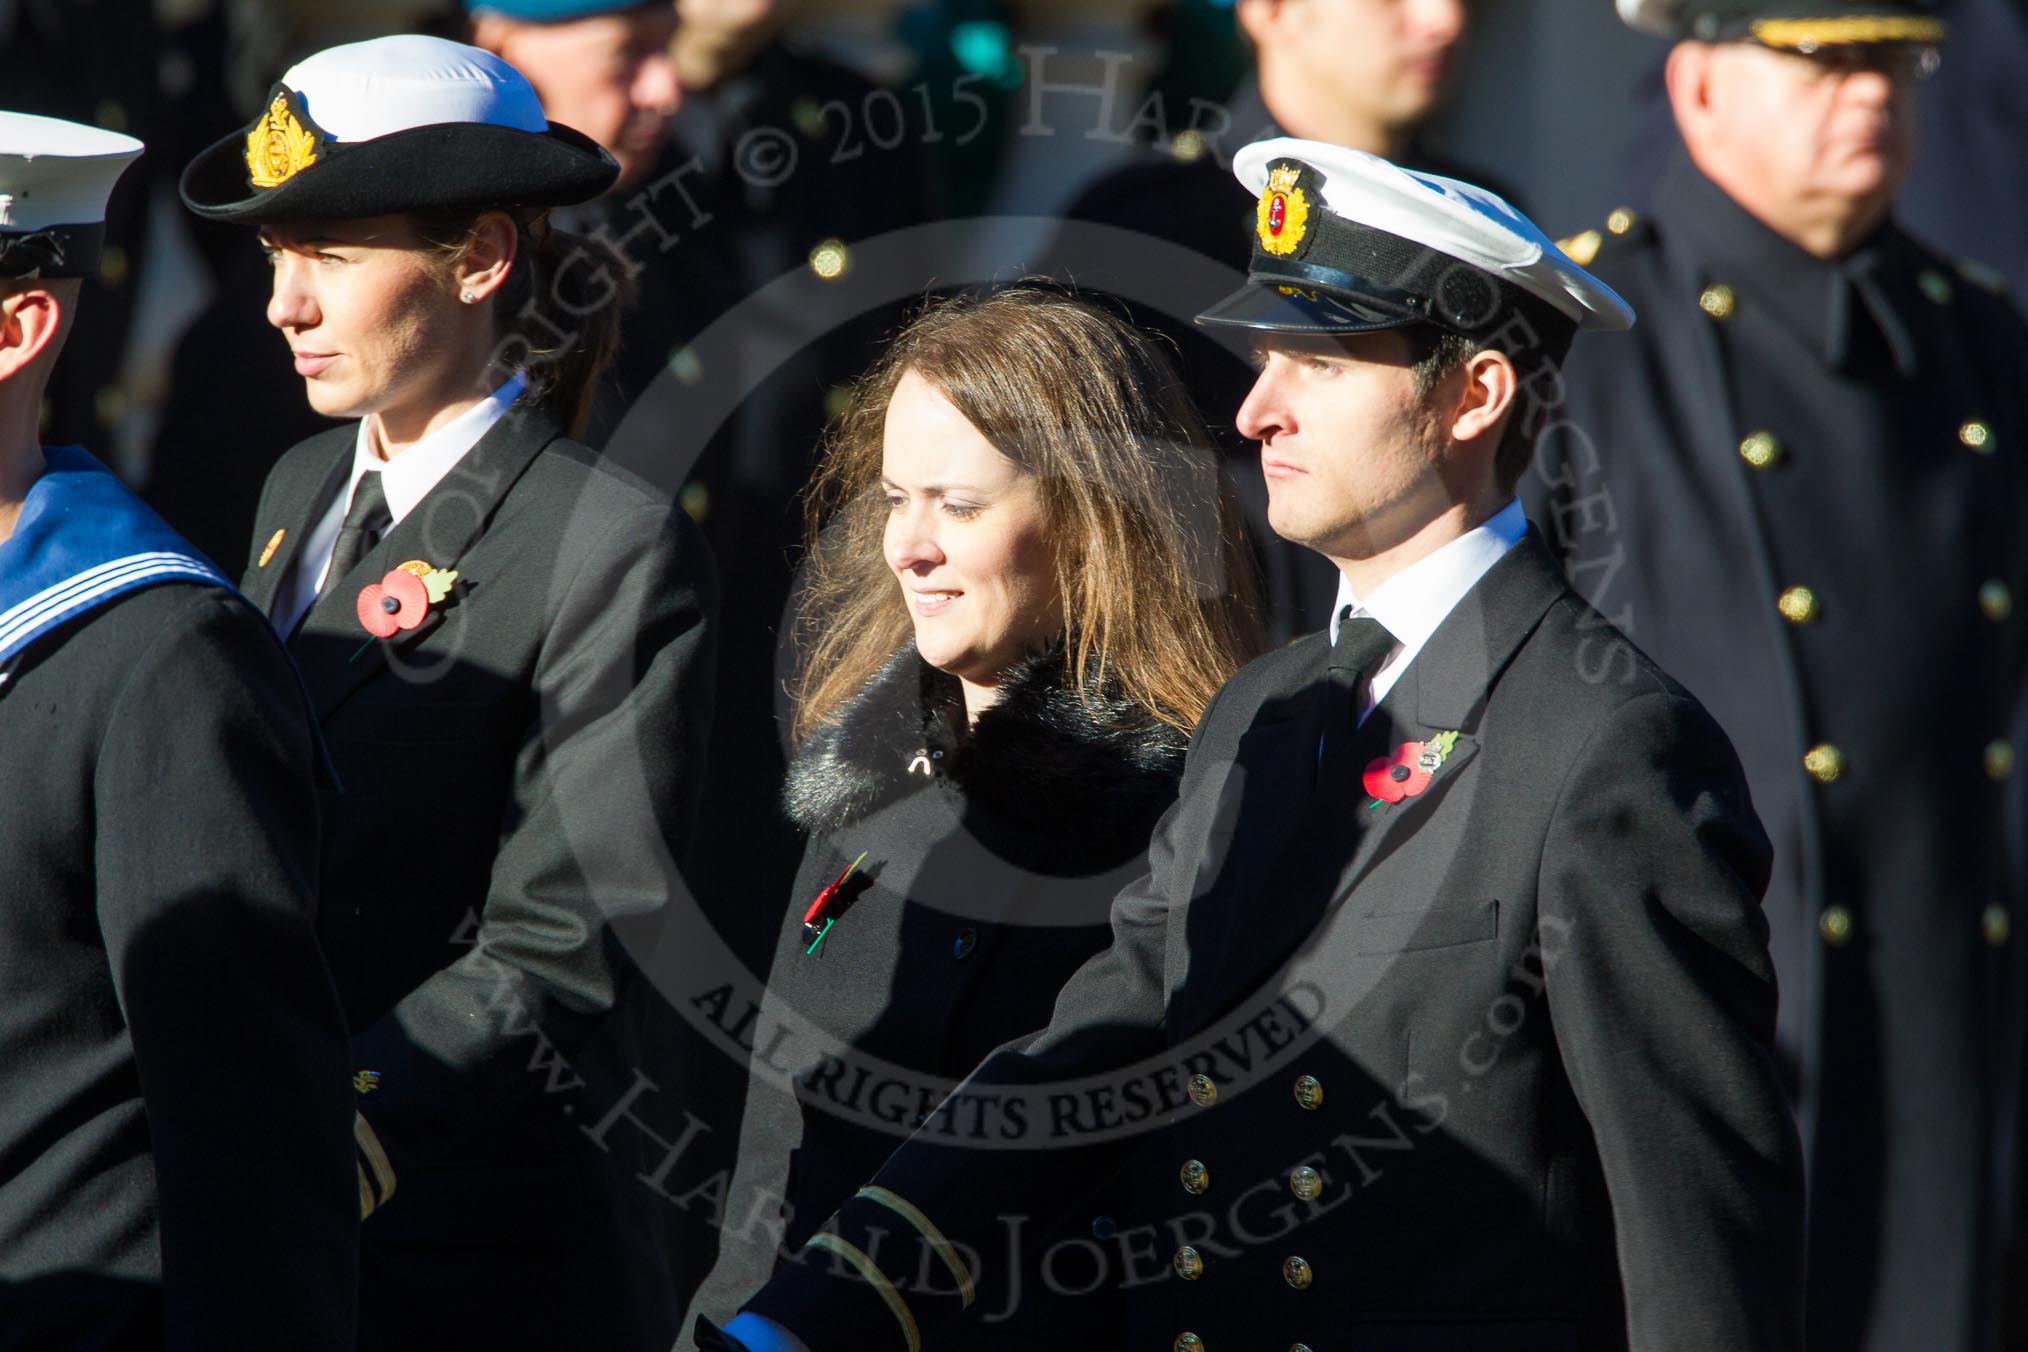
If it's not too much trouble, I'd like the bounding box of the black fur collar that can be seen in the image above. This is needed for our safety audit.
[783,645,1188,873]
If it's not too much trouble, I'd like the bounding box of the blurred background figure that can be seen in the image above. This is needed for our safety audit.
[1047,0,1499,641]
[1531,4,2027,1349]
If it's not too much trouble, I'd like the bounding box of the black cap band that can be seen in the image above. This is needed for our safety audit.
[0,222,106,280]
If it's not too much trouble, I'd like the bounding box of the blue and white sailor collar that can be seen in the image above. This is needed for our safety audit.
[0,445,228,670]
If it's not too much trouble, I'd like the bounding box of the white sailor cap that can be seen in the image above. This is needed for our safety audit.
[1198,138,1633,358]
[180,34,616,224]
[0,112,143,280]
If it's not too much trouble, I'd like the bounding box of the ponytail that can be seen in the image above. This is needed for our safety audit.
[413,208,636,440]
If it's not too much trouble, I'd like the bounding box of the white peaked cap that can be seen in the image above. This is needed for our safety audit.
[0,112,143,233]
[281,34,549,143]
[1233,138,1634,334]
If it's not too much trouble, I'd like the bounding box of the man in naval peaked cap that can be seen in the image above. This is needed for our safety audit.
[1534,4,2028,1347]
[0,112,358,1352]
[705,140,1805,1352]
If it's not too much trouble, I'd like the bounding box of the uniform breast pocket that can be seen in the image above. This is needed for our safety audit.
[1353,898,1499,955]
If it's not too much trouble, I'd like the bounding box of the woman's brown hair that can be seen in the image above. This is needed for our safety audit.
[790,286,1267,742]
[412,207,633,440]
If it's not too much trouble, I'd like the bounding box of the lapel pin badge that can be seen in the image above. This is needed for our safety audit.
[257,528,286,568]
[1364,730,1462,809]
[353,1069,382,1094]
[802,850,869,956]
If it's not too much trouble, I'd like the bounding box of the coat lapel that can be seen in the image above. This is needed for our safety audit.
[288,401,562,722]
[242,428,352,614]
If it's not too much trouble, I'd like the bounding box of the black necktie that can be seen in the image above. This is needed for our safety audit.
[323,472,391,593]
[1325,607,1397,763]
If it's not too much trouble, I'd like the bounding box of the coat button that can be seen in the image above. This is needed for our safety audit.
[1174,1336,1205,1352]
[1819,905,1854,947]
[1984,905,2011,947]
[808,238,849,280]
[1738,430,1783,469]
[1090,1214,1118,1240]
[1288,1165,1323,1200]
[1985,741,2015,781]
[1981,581,2013,622]
[1804,743,1845,784]
[1172,1246,1205,1280]
[1699,284,1736,320]
[1919,269,1955,305]
[1187,1074,1218,1108]
[1179,1159,1210,1195]
[1282,1255,1314,1290]
[1292,1075,1324,1111]
[1607,206,1637,235]
[952,929,978,959]
[1777,585,1820,625]
[1960,419,1994,453]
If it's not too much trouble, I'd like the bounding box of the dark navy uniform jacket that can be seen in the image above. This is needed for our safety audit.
[1535,155,2028,1352]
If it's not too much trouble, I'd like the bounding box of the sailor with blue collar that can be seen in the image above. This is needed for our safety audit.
[0,112,358,1350]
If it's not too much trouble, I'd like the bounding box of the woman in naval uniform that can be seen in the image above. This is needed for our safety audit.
[178,35,716,1352]
[687,287,1265,1351]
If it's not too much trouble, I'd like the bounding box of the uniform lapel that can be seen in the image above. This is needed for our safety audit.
[241,428,353,614]
[288,401,562,722]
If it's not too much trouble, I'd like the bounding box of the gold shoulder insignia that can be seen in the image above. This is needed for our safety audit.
[244,86,326,190]
[1558,229,1603,267]
[1957,257,2009,294]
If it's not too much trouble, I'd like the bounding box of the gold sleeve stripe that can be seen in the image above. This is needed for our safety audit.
[357,1166,377,1220]
[1749,16,1946,47]
[856,1186,977,1309]
[806,1233,922,1352]
[354,1112,396,1212]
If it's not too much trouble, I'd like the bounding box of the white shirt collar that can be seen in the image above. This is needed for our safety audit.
[351,372,527,524]
[1326,497,1528,724]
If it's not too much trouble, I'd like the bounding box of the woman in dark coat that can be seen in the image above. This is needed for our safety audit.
[689,288,1265,1350]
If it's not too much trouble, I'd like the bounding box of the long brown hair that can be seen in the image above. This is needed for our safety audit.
[791,286,1266,743]
[413,207,632,440]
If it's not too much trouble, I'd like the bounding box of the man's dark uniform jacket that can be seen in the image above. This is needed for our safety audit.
[735,530,1806,1352]
[1534,156,2028,1352]
[0,453,357,1350]
[239,400,717,1352]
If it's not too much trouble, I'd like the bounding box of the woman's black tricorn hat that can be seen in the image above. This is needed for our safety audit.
[179,34,618,224]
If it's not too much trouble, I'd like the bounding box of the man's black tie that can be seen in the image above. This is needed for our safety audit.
[1325,606,1397,764]
[324,471,391,592]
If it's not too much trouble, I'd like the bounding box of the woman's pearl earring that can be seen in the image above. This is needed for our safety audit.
[460,289,476,304]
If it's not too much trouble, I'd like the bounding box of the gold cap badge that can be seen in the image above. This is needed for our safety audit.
[1257,163,1311,257]
[244,87,326,190]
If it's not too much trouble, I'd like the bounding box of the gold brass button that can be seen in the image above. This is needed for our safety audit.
[1981,581,2013,622]
[1738,430,1783,470]
[1804,743,1846,784]
[1173,1246,1205,1281]
[1288,1166,1323,1201]
[1919,269,1955,306]
[678,482,711,523]
[1170,128,1207,162]
[1174,1335,1205,1352]
[808,238,849,280]
[1186,1074,1218,1108]
[1699,284,1736,320]
[1282,1255,1313,1290]
[1985,740,2015,780]
[1179,1159,1210,1195]
[1819,905,1854,947]
[667,346,703,384]
[1292,1075,1324,1111]
[1961,420,1994,453]
[1777,585,1820,625]
[1607,206,1636,235]
[1984,904,2012,947]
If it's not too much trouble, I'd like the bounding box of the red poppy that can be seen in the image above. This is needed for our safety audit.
[1364,741,1434,803]
[356,568,429,638]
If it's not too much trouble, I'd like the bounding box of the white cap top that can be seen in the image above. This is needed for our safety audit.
[0,112,143,232]
[281,35,549,145]
[1234,137,1634,333]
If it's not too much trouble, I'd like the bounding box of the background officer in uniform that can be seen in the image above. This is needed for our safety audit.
[0,112,357,1351]
[707,139,1804,1352]
[1533,5,2027,1348]
[180,36,717,1351]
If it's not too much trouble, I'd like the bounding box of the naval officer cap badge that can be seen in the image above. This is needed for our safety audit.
[179,34,618,224]
[0,112,143,280]
[1198,137,1634,365]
